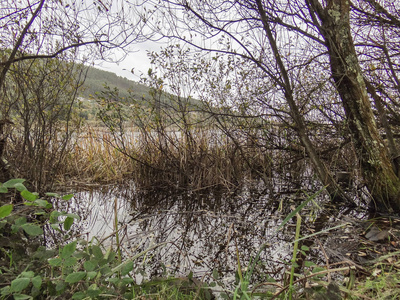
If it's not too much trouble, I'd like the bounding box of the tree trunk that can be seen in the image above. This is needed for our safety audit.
[307,0,400,211]
[255,0,353,204]
[0,120,13,183]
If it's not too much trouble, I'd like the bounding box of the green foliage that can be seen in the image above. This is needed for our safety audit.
[3,179,397,299]
[0,179,214,299]
[0,180,122,298]
[0,204,13,218]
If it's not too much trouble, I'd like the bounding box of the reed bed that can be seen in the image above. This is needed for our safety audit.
[62,127,134,183]
[61,126,275,191]
[6,123,341,193]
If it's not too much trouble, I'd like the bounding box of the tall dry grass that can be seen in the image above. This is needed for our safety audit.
[62,127,134,184]
[6,122,350,194]
[61,126,274,191]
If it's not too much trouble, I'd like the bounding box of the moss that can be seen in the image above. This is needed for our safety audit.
[328,9,341,23]
[345,55,358,72]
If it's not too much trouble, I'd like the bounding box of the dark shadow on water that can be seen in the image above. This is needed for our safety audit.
[51,181,400,292]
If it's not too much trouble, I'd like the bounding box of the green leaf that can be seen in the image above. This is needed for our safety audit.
[312,267,325,273]
[0,285,10,296]
[34,199,52,208]
[86,271,98,280]
[71,292,86,300]
[99,265,111,275]
[45,192,60,198]
[15,217,27,226]
[3,179,25,188]
[122,278,134,284]
[50,211,63,223]
[188,271,193,280]
[0,186,8,193]
[14,183,27,192]
[61,241,77,259]
[63,217,74,231]
[34,210,46,216]
[31,276,42,289]
[304,261,317,267]
[50,224,61,231]
[301,245,310,251]
[56,281,67,292]
[65,272,86,284]
[88,283,99,290]
[66,213,80,220]
[62,194,74,201]
[87,289,101,298]
[91,245,103,259]
[107,278,119,284]
[84,260,97,272]
[121,261,133,276]
[21,271,35,278]
[48,258,62,267]
[21,223,43,236]
[212,268,219,280]
[105,250,116,263]
[13,294,32,300]
[21,190,38,202]
[10,278,30,292]
[311,267,326,278]
[0,219,7,229]
[63,257,78,267]
[74,251,89,260]
[278,188,325,231]
[0,204,13,218]
[98,258,108,267]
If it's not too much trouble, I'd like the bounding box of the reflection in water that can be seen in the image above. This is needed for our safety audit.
[56,182,369,290]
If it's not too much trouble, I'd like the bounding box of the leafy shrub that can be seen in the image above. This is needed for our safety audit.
[0,179,138,299]
[0,179,215,300]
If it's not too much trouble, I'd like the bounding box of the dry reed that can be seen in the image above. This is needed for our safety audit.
[61,126,274,192]
[62,126,134,184]
[7,123,349,194]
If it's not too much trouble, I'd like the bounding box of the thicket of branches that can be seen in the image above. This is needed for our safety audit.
[123,0,400,212]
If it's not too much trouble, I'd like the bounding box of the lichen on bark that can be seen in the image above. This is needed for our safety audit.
[314,0,400,211]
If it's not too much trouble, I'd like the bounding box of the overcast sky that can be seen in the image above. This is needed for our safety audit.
[93,39,164,82]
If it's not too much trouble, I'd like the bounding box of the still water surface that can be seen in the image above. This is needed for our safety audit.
[54,181,367,289]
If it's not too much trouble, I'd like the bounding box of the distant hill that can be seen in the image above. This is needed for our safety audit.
[77,66,203,122]
[80,66,150,101]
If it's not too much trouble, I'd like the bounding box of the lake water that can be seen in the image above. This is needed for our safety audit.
[51,178,375,295]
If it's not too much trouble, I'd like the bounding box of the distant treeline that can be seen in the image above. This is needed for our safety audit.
[80,66,149,101]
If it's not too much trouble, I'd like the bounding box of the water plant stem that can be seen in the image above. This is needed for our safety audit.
[289,213,302,300]
[114,197,122,264]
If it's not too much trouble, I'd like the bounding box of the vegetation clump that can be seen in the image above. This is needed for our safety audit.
[0,179,217,299]
[1,179,399,299]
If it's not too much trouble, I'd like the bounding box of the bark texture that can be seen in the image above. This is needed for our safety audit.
[0,120,13,183]
[308,0,400,211]
[256,0,352,204]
